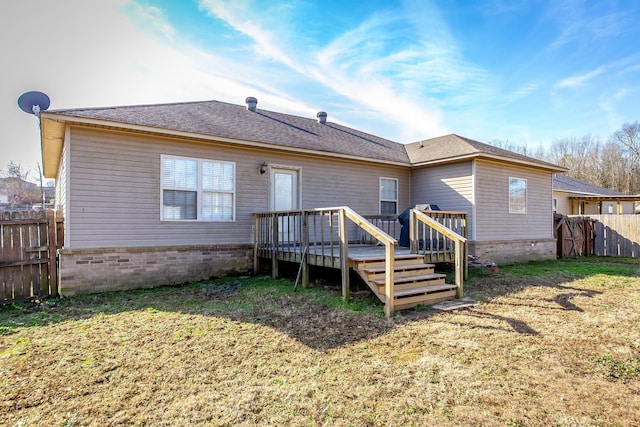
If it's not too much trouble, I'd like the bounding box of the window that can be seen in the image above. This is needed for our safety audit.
[380,178,398,214]
[509,177,527,214]
[161,155,235,221]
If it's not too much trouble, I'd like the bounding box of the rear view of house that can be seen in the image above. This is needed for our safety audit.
[39,97,563,301]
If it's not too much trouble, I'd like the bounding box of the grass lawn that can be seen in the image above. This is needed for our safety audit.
[1,257,639,426]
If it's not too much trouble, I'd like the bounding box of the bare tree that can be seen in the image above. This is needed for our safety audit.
[596,141,626,192]
[488,139,530,156]
[543,135,601,183]
[611,121,640,193]
[0,161,40,208]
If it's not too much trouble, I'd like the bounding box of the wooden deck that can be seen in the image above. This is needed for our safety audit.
[254,207,467,317]
[258,243,413,267]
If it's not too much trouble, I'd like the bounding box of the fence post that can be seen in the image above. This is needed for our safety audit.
[47,211,59,297]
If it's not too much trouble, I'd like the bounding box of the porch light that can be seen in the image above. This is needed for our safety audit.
[259,162,268,175]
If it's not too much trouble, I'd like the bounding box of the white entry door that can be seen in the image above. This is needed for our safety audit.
[270,168,300,242]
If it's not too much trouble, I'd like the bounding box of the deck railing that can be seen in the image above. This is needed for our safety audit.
[409,209,467,297]
[359,214,400,243]
[254,207,398,316]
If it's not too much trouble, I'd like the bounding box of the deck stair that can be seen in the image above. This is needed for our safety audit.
[352,254,457,310]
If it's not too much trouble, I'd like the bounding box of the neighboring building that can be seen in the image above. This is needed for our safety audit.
[553,174,640,215]
[0,177,40,209]
[39,97,564,295]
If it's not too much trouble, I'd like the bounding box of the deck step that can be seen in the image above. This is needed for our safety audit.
[371,273,446,286]
[351,255,424,269]
[361,263,435,274]
[393,289,457,310]
[393,283,457,298]
[349,254,424,262]
[384,278,446,292]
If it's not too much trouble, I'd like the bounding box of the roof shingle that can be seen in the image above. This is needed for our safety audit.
[553,174,624,196]
[44,99,563,172]
[48,99,410,163]
[405,134,562,169]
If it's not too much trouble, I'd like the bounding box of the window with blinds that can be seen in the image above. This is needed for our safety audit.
[161,155,235,221]
[379,177,398,215]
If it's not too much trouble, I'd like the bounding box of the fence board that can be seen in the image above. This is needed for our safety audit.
[0,210,63,305]
[569,215,640,258]
[554,215,594,258]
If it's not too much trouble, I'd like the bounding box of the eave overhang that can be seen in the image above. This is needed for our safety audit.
[39,113,410,178]
[410,152,566,173]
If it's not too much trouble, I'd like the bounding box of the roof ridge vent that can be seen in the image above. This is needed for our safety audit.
[245,97,257,112]
[317,111,327,124]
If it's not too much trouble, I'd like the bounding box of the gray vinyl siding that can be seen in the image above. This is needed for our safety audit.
[410,162,475,239]
[475,159,553,241]
[66,127,409,248]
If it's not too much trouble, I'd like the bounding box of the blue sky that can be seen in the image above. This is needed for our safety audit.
[2,0,639,180]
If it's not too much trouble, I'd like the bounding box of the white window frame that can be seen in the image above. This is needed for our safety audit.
[509,177,527,214]
[379,177,398,215]
[161,154,235,222]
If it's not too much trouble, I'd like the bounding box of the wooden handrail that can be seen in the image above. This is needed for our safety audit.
[340,206,397,245]
[411,210,467,244]
[410,209,466,298]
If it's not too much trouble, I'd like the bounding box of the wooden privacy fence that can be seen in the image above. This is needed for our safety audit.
[555,215,595,258]
[555,214,640,258]
[1,210,64,305]
[583,215,640,257]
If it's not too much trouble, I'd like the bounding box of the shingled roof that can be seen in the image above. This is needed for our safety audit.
[40,98,564,177]
[405,134,563,170]
[43,99,409,164]
[553,174,625,196]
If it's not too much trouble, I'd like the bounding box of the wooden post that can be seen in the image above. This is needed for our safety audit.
[463,213,469,280]
[271,214,278,279]
[455,240,464,299]
[302,211,310,288]
[253,215,259,274]
[47,211,59,298]
[338,208,349,301]
[409,209,417,253]
[384,242,395,319]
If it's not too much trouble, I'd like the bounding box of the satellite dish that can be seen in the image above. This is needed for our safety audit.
[18,91,50,116]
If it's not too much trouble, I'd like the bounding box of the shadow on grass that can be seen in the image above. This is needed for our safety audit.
[1,257,636,349]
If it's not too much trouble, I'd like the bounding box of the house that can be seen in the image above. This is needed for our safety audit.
[0,177,40,209]
[553,174,640,215]
[39,97,564,297]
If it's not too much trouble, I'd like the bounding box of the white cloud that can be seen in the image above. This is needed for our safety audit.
[197,0,513,140]
[555,67,604,89]
[504,82,542,103]
[547,1,631,50]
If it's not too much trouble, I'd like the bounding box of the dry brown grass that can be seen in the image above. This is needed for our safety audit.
[1,258,639,426]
